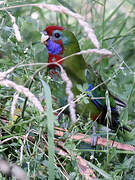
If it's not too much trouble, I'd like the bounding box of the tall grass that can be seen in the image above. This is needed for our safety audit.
[0,0,135,179]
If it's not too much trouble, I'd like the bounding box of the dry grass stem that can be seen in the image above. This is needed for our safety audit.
[76,48,113,56]
[59,65,77,123]
[40,4,100,49]
[11,93,19,119]
[0,136,19,144]
[49,48,113,66]
[7,11,22,42]
[0,66,17,80]
[0,3,101,48]
[0,80,44,113]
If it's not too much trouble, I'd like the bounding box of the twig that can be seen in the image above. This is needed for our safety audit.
[56,141,96,179]
[54,127,135,152]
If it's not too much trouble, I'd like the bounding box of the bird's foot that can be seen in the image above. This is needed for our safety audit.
[91,125,98,146]
[91,135,98,146]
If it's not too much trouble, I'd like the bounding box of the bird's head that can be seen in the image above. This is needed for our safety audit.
[41,25,81,71]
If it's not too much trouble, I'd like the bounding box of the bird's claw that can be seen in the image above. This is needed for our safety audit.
[91,135,98,146]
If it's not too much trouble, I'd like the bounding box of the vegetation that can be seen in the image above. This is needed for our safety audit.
[0,0,135,179]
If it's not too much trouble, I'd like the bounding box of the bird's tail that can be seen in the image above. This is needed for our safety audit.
[119,125,132,132]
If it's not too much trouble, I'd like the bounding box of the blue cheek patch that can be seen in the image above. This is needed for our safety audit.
[47,39,62,55]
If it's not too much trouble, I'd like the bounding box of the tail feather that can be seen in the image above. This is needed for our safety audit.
[112,95,126,108]
[119,125,132,132]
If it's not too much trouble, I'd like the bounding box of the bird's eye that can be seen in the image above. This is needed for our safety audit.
[54,33,60,38]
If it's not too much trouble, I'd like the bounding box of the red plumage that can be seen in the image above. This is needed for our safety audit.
[48,54,64,66]
[45,25,64,36]
[44,26,65,68]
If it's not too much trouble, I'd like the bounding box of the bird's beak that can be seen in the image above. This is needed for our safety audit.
[41,31,49,45]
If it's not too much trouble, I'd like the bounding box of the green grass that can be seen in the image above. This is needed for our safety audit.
[0,0,135,179]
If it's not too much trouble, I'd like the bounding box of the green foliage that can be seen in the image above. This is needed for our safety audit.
[40,78,55,180]
[0,0,135,179]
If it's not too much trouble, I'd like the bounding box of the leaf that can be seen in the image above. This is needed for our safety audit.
[40,79,56,180]
[87,161,112,180]
[83,97,89,104]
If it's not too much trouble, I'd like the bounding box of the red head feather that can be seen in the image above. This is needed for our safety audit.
[45,25,64,36]
[43,26,65,70]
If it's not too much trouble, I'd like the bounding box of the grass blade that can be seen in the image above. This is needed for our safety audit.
[40,79,55,180]
[87,161,112,179]
[56,0,76,13]
[105,0,126,23]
